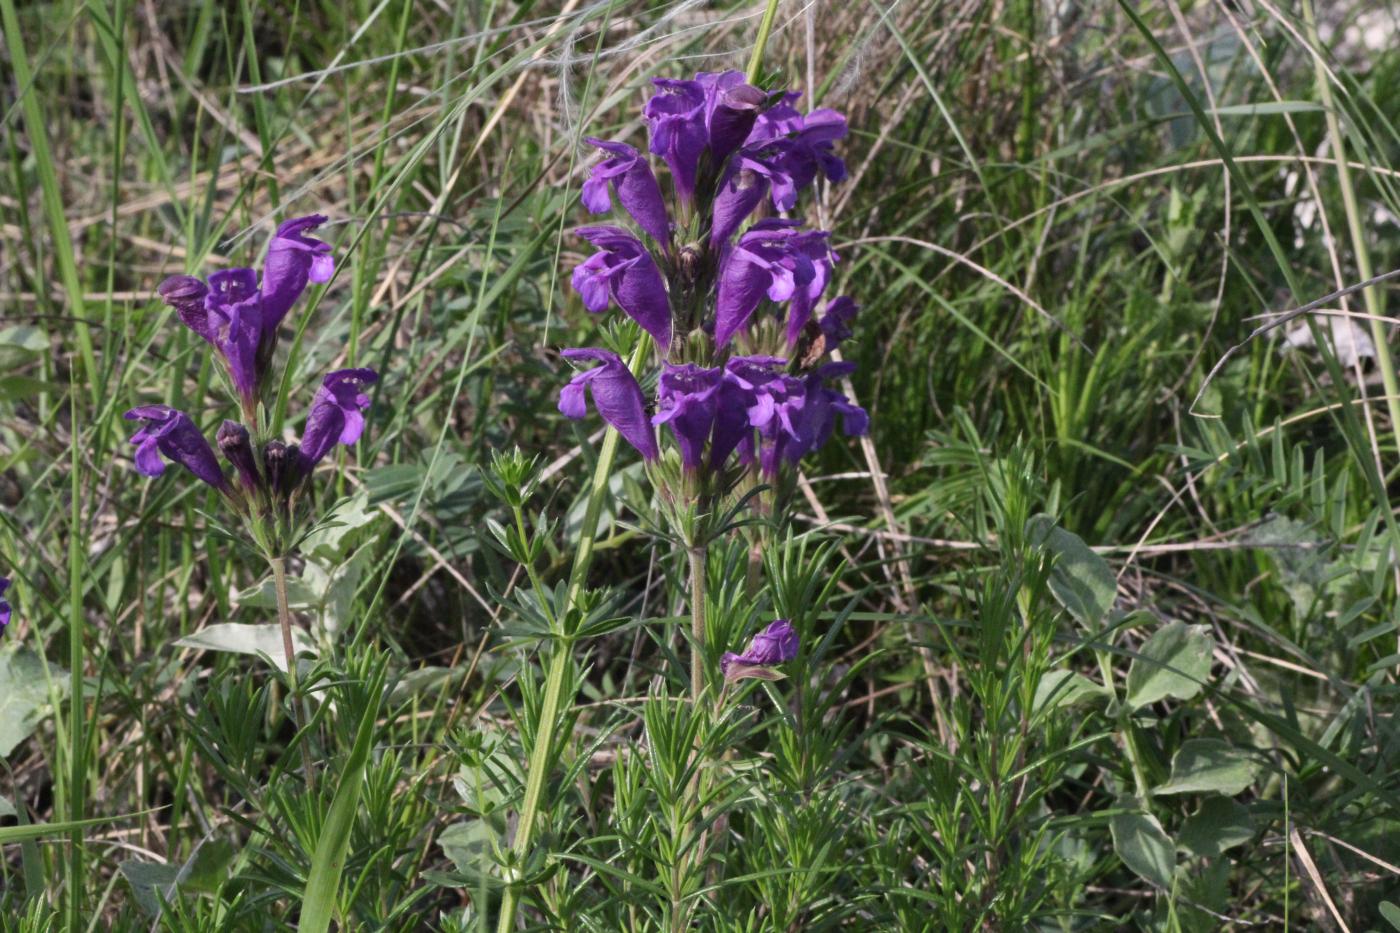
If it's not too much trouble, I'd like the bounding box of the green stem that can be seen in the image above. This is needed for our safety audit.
[497,336,651,933]
[67,355,86,928]
[745,0,784,84]
[271,556,316,789]
[1095,648,1149,799]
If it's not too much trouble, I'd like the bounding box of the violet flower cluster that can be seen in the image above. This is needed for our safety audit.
[129,217,377,539]
[0,577,10,631]
[559,72,867,485]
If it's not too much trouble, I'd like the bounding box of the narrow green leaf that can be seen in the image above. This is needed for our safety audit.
[300,666,385,933]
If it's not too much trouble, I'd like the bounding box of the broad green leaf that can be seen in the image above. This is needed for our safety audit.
[1027,514,1116,626]
[120,835,237,916]
[300,665,385,933]
[1110,801,1175,888]
[1178,797,1253,857]
[0,644,69,757]
[1032,670,1109,714]
[234,576,319,610]
[174,623,316,673]
[0,325,48,352]
[1379,901,1400,930]
[119,860,180,916]
[300,491,380,559]
[1155,739,1256,796]
[1125,621,1213,710]
[0,794,14,818]
[438,820,504,889]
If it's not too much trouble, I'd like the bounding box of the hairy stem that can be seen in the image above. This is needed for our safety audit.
[271,555,316,789]
[689,545,708,705]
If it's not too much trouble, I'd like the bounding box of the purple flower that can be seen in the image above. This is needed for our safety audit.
[652,364,722,471]
[701,72,768,166]
[580,139,670,246]
[0,577,10,630]
[644,79,709,204]
[643,72,767,203]
[714,221,828,347]
[572,226,672,348]
[792,363,869,455]
[204,268,264,407]
[817,296,859,348]
[559,348,659,461]
[713,355,787,467]
[711,154,787,246]
[124,405,228,491]
[156,275,212,342]
[721,619,799,678]
[299,368,378,471]
[740,372,808,478]
[784,236,836,347]
[217,420,262,493]
[744,97,848,211]
[260,214,334,329]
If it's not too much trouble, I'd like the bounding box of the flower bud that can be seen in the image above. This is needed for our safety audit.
[216,420,262,494]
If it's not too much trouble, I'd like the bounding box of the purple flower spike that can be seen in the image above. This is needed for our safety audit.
[714,221,827,347]
[581,138,671,246]
[204,269,264,406]
[0,577,10,630]
[299,368,378,470]
[818,296,859,348]
[157,275,213,343]
[652,364,723,470]
[559,348,659,461]
[260,214,334,329]
[573,226,672,348]
[721,619,799,679]
[124,405,228,491]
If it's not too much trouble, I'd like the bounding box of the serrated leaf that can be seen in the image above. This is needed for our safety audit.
[1032,669,1108,714]
[1178,797,1253,857]
[1125,621,1213,710]
[1110,802,1175,888]
[1027,514,1116,626]
[1155,739,1256,796]
[0,644,69,757]
[174,623,316,673]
